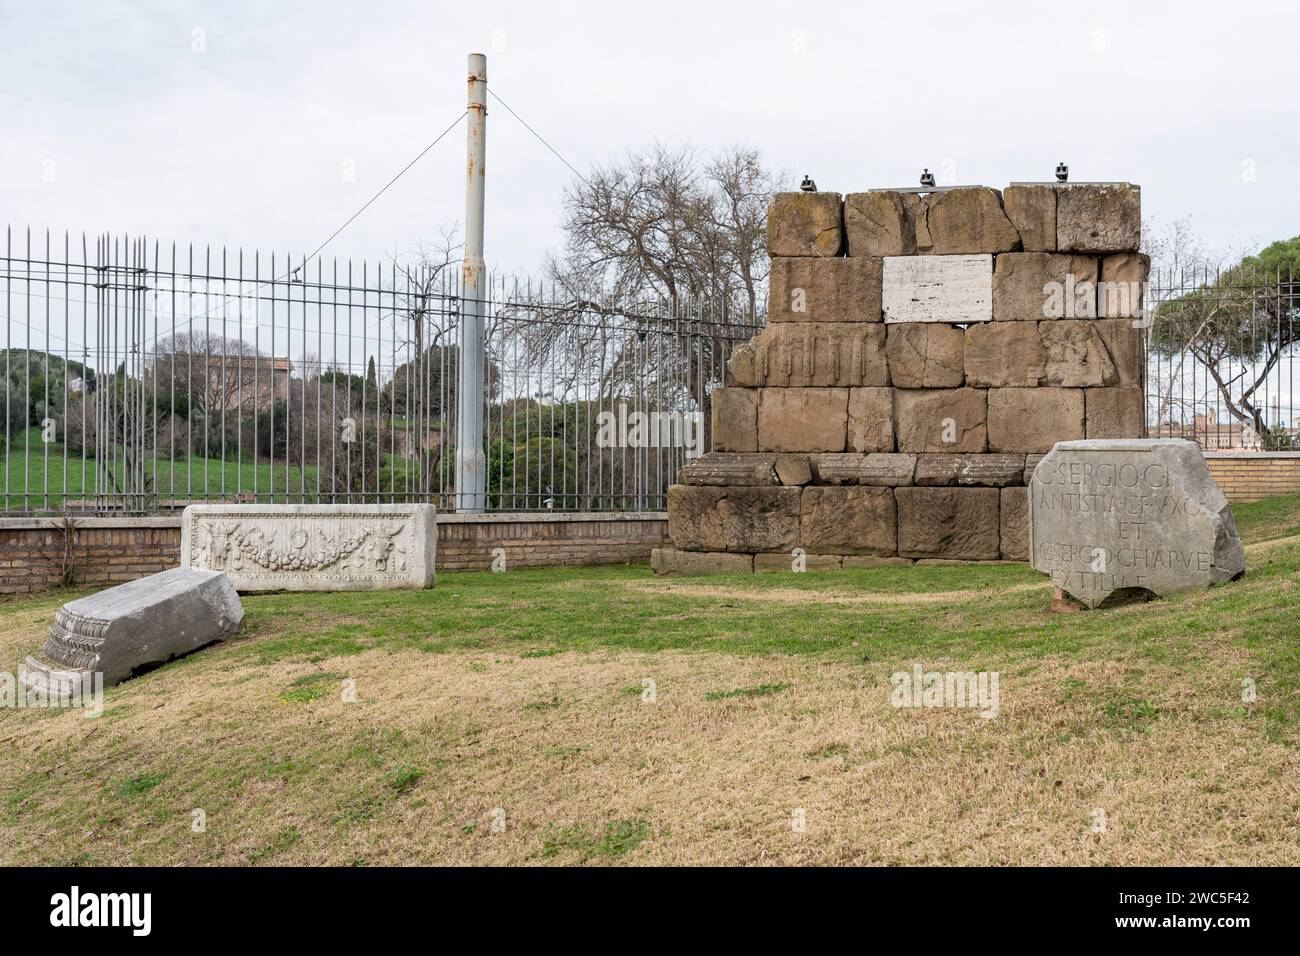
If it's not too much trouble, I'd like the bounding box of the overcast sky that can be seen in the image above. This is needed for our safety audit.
[2,0,1297,275]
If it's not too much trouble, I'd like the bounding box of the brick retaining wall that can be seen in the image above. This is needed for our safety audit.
[0,512,669,594]
[1205,453,1300,503]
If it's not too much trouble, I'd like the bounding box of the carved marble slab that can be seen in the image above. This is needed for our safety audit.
[181,504,437,592]
[882,254,993,324]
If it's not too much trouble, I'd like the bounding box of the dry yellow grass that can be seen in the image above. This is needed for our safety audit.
[1,608,1295,865]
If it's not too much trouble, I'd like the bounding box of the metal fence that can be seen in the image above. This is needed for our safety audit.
[1144,264,1298,451]
[1,228,758,515]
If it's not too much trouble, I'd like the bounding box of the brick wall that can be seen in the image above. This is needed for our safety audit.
[0,512,669,594]
[0,517,183,594]
[435,513,669,571]
[1205,453,1300,503]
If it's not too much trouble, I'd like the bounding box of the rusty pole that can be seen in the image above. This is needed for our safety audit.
[456,52,487,512]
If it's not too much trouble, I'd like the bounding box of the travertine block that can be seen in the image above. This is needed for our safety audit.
[882,255,993,324]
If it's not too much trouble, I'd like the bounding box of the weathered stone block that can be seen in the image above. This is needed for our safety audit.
[1003,184,1057,252]
[1085,387,1144,439]
[183,504,437,592]
[768,255,883,322]
[711,387,758,452]
[668,485,801,553]
[1029,438,1245,607]
[1056,184,1140,253]
[1093,319,1145,387]
[758,387,848,452]
[987,388,1084,453]
[755,552,843,572]
[1098,252,1150,319]
[914,454,1027,487]
[800,486,898,555]
[767,192,843,257]
[893,388,987,453]
[964,322,1045,387]
[652,547,754,575]
[727,323,888,387]
[903,193,935,253]
[882,254,993,324]
[925,187,1021,255]
[678,452,776,486]
[818,452,916,486]
[844,191,915,257]
[1024,453,1045,485]
[885,323,964,388]
[774,454,814,486]
[30,567,244,688]
[1040,321,1119,387]
[1000,486,1029,561]
[847,386,895,452]
[993,251,1098,321]
[896,487,1001,560]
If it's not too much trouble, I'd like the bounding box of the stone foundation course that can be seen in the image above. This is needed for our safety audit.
[664,179,1149,571]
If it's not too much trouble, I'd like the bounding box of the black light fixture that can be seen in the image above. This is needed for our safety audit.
[1055,162,1069,183]
[920,168,936,188]
[799,174,817,192]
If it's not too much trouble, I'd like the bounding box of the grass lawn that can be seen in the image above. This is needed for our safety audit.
[0,494,1297,865]
[2,427,422,509]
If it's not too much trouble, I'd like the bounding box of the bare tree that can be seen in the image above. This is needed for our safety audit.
[550,143,778,315]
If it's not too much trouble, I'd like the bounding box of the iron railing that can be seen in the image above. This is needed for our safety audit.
[1,228,758,515]
[1144,265,1298,451]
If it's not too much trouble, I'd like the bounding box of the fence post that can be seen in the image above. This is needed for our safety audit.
[455,52,488,512]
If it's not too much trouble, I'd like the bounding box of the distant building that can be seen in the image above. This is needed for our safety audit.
[1150,413,1297,451]
[204,356,293,411]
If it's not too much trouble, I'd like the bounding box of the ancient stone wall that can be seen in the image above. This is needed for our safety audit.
[661,182,1149,571]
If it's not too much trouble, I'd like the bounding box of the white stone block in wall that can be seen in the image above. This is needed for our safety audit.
[882,254,993,324]
[182,504,437,592]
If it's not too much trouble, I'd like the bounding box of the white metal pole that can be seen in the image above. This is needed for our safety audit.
[456,52,487,512]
